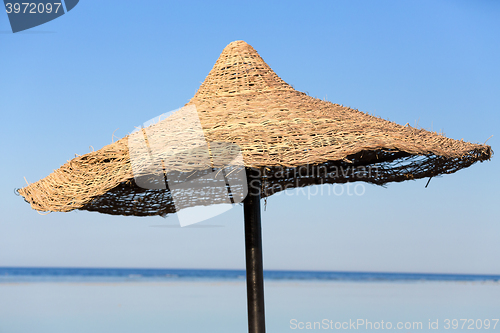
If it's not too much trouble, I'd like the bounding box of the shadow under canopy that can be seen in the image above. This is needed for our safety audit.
[18,40,492,333]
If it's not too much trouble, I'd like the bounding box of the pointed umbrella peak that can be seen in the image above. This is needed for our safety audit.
[224,40,254,50]
[226,39,251,47]
[192,40,294,99]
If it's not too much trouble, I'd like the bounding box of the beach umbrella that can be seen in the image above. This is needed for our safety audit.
[18,40,492,333]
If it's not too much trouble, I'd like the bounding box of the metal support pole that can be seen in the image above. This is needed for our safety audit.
[243,168,266,333]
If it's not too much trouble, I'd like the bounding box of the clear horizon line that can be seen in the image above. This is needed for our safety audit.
[1,266,499,277]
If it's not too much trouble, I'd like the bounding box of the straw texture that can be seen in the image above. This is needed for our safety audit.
[18,40,492,216]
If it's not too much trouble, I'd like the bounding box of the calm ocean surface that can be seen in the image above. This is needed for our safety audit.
[1,268,499,333]
[1,267,499,283]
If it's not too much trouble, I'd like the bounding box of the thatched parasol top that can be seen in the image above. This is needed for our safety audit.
[18,40,492,216]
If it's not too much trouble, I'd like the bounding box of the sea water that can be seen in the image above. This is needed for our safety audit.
[0,268,499,333]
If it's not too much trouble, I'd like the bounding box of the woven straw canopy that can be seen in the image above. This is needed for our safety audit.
[18,40,492,216]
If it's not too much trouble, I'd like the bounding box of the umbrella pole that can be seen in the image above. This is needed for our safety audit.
[243,168,266,333]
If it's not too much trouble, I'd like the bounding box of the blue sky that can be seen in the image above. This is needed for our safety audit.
[0,0,499,274]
